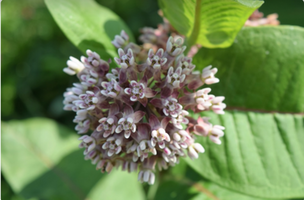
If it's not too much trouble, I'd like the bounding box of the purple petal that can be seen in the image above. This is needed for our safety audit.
[129,56,135,65]
[156,48,164,57]
[138,97,148,107]
[124,88,132,95]
[121,63,128,69]
[161,117,171,129]
[115,125,123,133]
[107,92,117,98]
[148,49,154,58]
[188,79,203,90]
[144,88,156,98]
[119,69,127,84]
[132,123,151,142]
[160,58,167,65]
[118,48,125,57]
[161,87,172,99]
[130,80,138,87]
[139,92,145,99]
[168,67,174,76]
[175,67,182,75]
[109,103,119,116]
[125,131,132,139]
[127,48,133,57]
[179,95,194,105]
[149,114,160,129]
[123,104,134,115]
[150,99,163,108]
[194,125,208,136]
[130,96,138,101]
[129,70,137,81]
[114,83,121,91]
[101,82,109,88]
[132,111,146,123]
[114,57,121,65]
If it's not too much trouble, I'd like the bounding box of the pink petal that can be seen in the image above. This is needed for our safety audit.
[179,95,194,105]
[144,88,156,98]
[125,131,132,139]
[138,97,148,107]
[132,123,151,142]
[109,103,119,116]
[160,87,172,98]
[175,67,182,75]
[149,114,160,129]
[148,49,154,58]
[150,99,163,108]
[132,111,146,123]
[127,48,133,57]
[161,117,171,129]
[130,80,138,87]
[114,57,121,65]
[123,104,134,115]
[156,48,164,57]
[119,69,127,84]
[130,96,138,101]
[124,88,132,95]
[188,79,203,90]
[168,67,174,76]
[118,48,125,57]
[194,125,208,136]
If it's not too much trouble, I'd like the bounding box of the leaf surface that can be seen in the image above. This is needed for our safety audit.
[45,0,134,60]
[1,118,144,200]
[187,26,304,198]
[159,0,263,48]
[153,159,276,200]
[187,111,304,198]
[193,26,304,113]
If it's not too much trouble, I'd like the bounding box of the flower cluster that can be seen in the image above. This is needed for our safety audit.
[63,29,225,185]
[245,10,280,27]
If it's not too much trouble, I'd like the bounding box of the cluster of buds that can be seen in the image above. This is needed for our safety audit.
[63,29,225,185]
[245,10,280,27]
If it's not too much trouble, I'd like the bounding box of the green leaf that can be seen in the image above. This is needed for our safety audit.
[1,118,145,200]
[44,0,134,60]
[153,159,276,200]
[188,26,304,198]
[186,111,304,199]
[193,26,304,113]
[158,0,263,48]
[87,170,145,200]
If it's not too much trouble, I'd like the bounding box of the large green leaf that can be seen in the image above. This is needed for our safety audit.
[188,26,304,198]
[44,0,134,60]
[187,111,304,198]
[1,118,145,200]
[158,0,263,48]
[193,26,304,113]
[153,159,275,200]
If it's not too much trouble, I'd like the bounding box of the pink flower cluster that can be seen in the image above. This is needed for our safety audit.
[245,10,280,27]
[63,30,225,185]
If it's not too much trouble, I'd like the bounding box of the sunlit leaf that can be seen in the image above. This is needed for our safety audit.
[45,0,134,60]
[159,0,263,48]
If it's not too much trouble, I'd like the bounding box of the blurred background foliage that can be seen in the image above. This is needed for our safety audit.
[1,0,304,199]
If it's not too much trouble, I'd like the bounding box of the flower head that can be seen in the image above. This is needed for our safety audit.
[63,30,225,185]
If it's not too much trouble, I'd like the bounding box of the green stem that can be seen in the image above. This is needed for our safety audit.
[185,0,202,51]
[147,170,160,200]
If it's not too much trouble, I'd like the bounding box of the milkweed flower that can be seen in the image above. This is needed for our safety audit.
[63,30,225,185]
